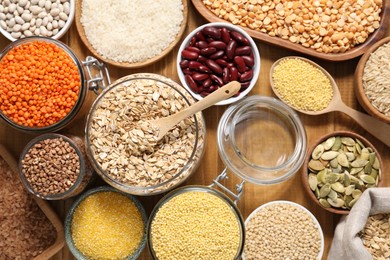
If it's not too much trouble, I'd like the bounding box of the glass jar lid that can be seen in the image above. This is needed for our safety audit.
[217,95,307,185]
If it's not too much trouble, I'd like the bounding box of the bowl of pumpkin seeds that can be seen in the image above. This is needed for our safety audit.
[303,131,383,214]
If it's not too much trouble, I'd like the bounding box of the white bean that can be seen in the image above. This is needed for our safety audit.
[36,18,42,27]
[52,28,58,35]
[18,0,28,7]
[0,5,4,13]
[59,12,67,21]
[45,0,51,11]
[50,8,59,17]
[8,3,16,13]
[51,3,57,9]
[16,5,23,15]
[15,15,24,24]
[0,20,7,30]
[21,12,32,22]
[38,0,46,8]
[38,11,47,18]
[47,21,52,31]
[63,2,69,15]
[24,30,33,36]
[58,19,64,28]
[31,0,39,5]
[30,25,36,31]
[34,28,40,35]
[6,17,15,27]
[30,6,42,15]
[51,19,58,28]
[13,23,21,32]
[46,30,52,36]
[42,16,48,26]
[47,14,53,22]
[11,31,21,38]
[3,0,10,8]
[0,13,6,21]
[39,25,47,36]
[3,7,8,13]
[21,22,30,31]
[5,13,13,20]
[30,17,36,26]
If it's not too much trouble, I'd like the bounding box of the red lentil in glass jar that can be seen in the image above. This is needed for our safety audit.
[0,37,87,133]
[18,133,94,200]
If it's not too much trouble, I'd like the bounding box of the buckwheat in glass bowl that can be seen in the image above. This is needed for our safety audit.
[85,73,206,195]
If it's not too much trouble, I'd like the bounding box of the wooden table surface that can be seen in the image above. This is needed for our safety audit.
[0,3,389,260]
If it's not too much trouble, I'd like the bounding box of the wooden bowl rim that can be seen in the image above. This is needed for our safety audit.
[75,0,189,68]
[302,131,384,215]
[354,36,390,124]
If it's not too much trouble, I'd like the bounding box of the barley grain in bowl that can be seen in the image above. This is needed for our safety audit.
[243,201,324,259]
[177,22,260,105]
[303,131,383,214]
[85,73,206,195]
[0,0,75,41]
[355,36,390,124]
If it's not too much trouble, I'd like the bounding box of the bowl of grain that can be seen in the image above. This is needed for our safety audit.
[85,73,206,195]
[177,22,260,105]
[243,201,324,259]
[0,0,75,41]
[303,131,383,215]
[354,36,390,124]
[147,185,245,259]
[65,186,147,260]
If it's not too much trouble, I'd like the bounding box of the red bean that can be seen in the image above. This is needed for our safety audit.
[222,67,230,83]
[205,59,223,75]
[182,68,194,75]
[235,46,252,56]
[192,72,209,81]
[229,67,238,81]
[200,47,217,56]
[202,78,212,88]
[209,50,225,60]
[210,74,224,86]
[226,39,237,60]
[186,46,200,53]
[182,50,199,60]
[200,91,210,97]
[221,28,231,43]
[180,60,189,69]
[198,55,207,63]
[198,65,212,73]
[242,56,255,67]
[185,75,198,92]
[234,56,247,73]
[208,85,218,92]
[189,36,197,46]
[209,41,227,50]
[188,61,203,70]
[195,31,206,41]
[196,41,208,49]
[216,59,229,67]
[231,31,250,45]
[240,70,253,82]
[240,81,251,90]
[202,26,221,39]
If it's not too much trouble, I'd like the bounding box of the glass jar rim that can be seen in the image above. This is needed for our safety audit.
[18,133,86,200]
[217,95,307,185]
[85,73,204,194]
[0,36,86,133]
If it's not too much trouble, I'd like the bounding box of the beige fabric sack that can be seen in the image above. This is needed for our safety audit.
[328,188,390,260]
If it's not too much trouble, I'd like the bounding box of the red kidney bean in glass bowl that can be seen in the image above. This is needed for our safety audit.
[177,22,260,105]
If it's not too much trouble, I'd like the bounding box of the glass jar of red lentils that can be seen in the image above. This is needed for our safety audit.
[147,186,245,260]
[18,133,94,200]
[0,37,108,133]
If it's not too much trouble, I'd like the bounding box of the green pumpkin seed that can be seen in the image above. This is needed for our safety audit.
[360,148,370,160]
[349,197,359,208]
[361,175,376,185]
[355,143,362,155]
[308,174,318,191]
[345,185,355,196]
[331,136,342,151]
[369,152,376,165]
[321,151,339,160]
[352,189,362,199]
[337,153,349,167]
[315,187,320,198]
[344,195,353,209]
[323,137,336,150]
[330,158,338,168]
[312,144,325,160]
[341,137,355,146]
[350,167,363,175]
[370,169,378,180]
[325,173,339,184]
[309,159,325,171]
[331,182,345,193]
[373,157,380,170]
[319,198,331,208]
[316,169,327,184]
[345,152,355,161]
[327,198,345,208]
[320,184,331,198]
[351,159,369,168]
[327,189,338,200]
[344,173,351,186]
[355,138,364,149]
[364,163,372,174]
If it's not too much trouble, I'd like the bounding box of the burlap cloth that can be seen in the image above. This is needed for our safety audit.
[328,188,390,260]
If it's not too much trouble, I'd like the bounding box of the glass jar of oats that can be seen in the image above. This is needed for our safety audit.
[85,73,206,195]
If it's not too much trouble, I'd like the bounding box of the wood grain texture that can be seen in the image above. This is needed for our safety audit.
[0,3,389,259]
[191,0,390,61]
[75,0,189,68]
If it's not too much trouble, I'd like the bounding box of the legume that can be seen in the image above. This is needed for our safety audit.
[272,58,333,111]
[202,0,382,54]
[71,191,145,260]
[0,40,81,127]
[0,0,71,39]
[0,155,57,259]
[362,42,390,116]
[21,136,80,196]
[244,202,322,259]
[150,190,242,259]
[180,25,256,97]
[360,213,390,259]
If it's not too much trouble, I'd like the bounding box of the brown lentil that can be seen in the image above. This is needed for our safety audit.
[21,136,80,196]
[71,191,145,260]
[150,190,242,259]
[360,213,390,259]
[0,155,57,259]
[202,0,382,54]
[272,58,333,111]
[244,202,322,259]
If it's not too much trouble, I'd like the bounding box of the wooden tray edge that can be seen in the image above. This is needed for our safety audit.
[0,144,65,260]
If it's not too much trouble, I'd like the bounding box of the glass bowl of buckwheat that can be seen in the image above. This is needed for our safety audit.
[85,73,206,195]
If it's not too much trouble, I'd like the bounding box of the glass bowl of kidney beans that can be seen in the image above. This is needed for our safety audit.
[177,22,260,105]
